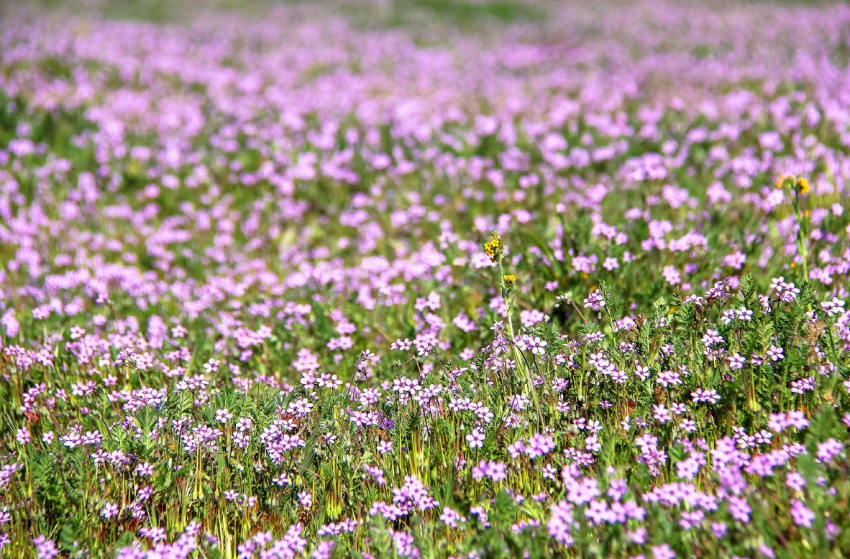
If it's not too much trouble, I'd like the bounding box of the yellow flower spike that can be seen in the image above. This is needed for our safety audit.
[503,274,515,289]
[796,177,810,195]
[484,232,503,263]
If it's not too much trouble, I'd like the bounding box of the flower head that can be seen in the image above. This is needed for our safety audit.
[776,174,810,195]
[484,232,503,263]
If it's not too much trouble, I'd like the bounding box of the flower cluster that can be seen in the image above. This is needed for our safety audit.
[484,232,503,264]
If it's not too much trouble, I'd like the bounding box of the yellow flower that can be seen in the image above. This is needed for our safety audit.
[484,232,502,263]
[776,174,810,195]
[503,274,515,289]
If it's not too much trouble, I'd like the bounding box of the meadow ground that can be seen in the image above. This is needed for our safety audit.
[1,0,850,557]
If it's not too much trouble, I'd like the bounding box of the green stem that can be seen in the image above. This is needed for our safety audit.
[498,258,544,428]
[792,196,809,284]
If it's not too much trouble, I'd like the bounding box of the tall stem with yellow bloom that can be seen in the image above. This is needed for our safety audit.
[485,232,544,427]
[776,174,810,283]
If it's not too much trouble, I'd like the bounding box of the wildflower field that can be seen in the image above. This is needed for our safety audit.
[2,0,850,557]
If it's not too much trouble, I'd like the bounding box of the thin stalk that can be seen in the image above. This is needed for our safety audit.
[498,258,544,428]
[792,194,809,284]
